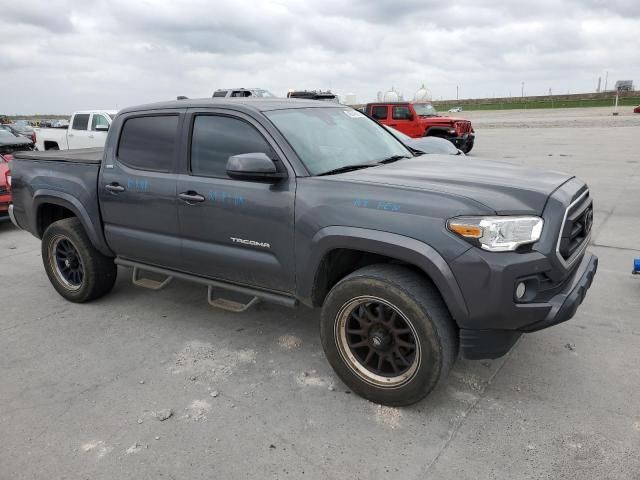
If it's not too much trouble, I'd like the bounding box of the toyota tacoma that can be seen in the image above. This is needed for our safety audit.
[9,98,597,406]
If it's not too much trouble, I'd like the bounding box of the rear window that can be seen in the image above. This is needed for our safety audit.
[72,114,90,130]
[371,106,388,120]
[117,115,179,172]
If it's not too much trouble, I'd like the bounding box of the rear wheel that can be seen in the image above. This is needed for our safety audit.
[320,264,458,406]
[42,218,117,302]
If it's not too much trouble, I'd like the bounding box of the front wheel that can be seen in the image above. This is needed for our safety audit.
[320,265,458,406]
[461,138,474,154]
[42,218,117,302]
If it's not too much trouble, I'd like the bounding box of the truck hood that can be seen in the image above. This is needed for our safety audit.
[336,155,573,214]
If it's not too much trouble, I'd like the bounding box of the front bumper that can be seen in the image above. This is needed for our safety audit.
[448,133,474,150]
[458,251,598,359]
[7,204,20,228]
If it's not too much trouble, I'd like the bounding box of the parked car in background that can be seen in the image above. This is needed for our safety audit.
[10,98,597,406]
[365,101,475,153]
[212,88,276,98]
[0,156,10,221]
[382,125,463,155]
[9,120,37,143]
[1,127,35,220]
[35,110,116,150]
[634,105,640,114]
[448,107,463,113]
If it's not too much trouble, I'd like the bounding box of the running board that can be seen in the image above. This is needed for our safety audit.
[115,258,297,309]
[207,287,260,312]
[132,267,174,290]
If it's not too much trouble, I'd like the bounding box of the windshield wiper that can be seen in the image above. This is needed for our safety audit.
[376,154,412,164]
[317,163,378,176]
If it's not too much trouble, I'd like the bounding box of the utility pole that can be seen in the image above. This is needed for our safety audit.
[521,81,525,98]
[456,85,459,101]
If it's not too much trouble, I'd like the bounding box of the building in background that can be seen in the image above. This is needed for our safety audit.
[615,80,634,92]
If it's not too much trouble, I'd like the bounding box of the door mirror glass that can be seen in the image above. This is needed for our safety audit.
[226,152,286,182]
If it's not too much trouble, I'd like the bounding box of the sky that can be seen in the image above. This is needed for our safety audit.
[1,0,638,114]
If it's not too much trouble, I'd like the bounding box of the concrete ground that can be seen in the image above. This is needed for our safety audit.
[1,107,639,479]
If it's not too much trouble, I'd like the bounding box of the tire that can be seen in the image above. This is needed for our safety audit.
[320,264,458,406]
[461,138,474,154]
[41,218,117,303]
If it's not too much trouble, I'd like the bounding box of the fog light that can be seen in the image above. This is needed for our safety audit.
[515,282,526,299]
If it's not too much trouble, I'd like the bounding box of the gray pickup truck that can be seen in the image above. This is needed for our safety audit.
[9,98,597,406]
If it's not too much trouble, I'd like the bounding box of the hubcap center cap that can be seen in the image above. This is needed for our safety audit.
[369,326,392,351]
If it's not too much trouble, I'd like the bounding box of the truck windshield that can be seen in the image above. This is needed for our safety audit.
[265,108,410,175]
[413,104,438,116]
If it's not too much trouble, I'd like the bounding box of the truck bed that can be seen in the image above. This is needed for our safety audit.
[14,148,103,164]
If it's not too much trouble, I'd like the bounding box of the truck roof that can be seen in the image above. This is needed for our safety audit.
[74,110,119,115]
[366,101,432,106]
[118,98,341,115]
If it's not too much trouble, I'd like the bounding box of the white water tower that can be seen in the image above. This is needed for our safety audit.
[414,83,432,102]
[383,87,399,102]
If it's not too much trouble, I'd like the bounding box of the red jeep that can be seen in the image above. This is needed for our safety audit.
[366,102,475,153]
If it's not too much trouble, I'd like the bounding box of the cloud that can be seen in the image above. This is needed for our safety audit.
[0,0,638,114]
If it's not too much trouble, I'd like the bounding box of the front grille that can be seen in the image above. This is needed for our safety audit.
[455,121,472,134]
[557,190,592,265]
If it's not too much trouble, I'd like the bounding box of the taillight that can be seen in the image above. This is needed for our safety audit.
[32,132,37,143]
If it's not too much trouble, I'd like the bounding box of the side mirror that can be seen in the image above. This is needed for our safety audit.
[95,124,109,132]
[226,152,286,182]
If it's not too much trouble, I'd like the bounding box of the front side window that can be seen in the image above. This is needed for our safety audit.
[91,114,109,130]
[71,114,90,131]
[117,115,179,172]
[266,108,410,176]
[191,115,275,178]
[392,106,412,120]
[371,106,388,120]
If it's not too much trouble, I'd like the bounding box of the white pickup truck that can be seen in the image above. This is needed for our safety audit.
[35,110,117,151]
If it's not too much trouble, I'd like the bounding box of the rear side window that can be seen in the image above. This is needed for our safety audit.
[72,114,90,130]
[371,106,388,120]
[117,115,179,172]
[392,106,412,120]
[213,91,227,98]
[191,115,274,178]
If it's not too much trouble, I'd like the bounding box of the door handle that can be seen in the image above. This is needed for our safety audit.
[178,191,206,204]
[88,134,94,139]
[68,133,74,137]
[105,183,125,193]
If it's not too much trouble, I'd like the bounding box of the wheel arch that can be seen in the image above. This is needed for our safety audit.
[299,226,469,325]
[33,191,113,256]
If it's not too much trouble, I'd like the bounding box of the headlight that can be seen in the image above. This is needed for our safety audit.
[447,216,544,252]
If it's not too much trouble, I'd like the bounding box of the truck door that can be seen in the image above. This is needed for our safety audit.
[67,113,92,149]
[99,112,183,270]
[388,105,416,137]
[87,113,110,148]
[176,110,295,293]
